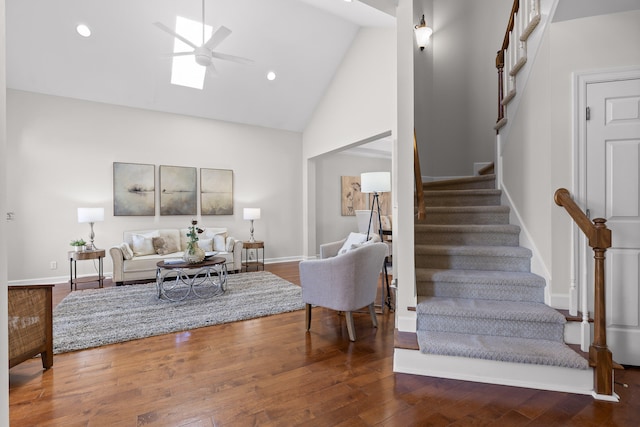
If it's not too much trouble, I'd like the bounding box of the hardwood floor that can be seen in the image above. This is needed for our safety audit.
[9,262,640,426]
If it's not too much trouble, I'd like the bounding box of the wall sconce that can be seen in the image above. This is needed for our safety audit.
[414,14,433,50]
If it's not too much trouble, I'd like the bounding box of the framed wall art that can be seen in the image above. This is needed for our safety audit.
[340,176,369,216]
[200,168,233,215]
[113,162,155,216]
[159,165,197,216]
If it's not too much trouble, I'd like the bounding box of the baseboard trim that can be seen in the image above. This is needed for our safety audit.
[393,348,594,396]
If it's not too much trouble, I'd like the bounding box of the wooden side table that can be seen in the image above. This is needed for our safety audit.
[242,240,264,272]
[69,249,105,290]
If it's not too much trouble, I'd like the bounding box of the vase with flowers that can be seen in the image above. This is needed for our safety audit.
[183,219,206,264]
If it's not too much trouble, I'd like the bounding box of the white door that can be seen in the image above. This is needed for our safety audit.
[586,77,640,366]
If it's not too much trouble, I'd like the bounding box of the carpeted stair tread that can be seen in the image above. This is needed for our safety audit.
[423,205,510,214]
[415,244,532,258]
[419,205,510,225]
[417,297,565,341]
[414,224,520,246]
[416,268,545,289]
[416,268,545,302]
[423,174,496,191]
[423,189,502,207]
[415,245,531,272]
[416,296,565,323]
[415,224,520,234]
[416,330,589,369]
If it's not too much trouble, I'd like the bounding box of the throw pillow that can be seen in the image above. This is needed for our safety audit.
[226,237,236,252]
[213,234,226,252]
[337,232,368,256]
[131,231,159,256]
[381,215,392,231]
[197,238,213,251]
[119,242,134,260]
[152,236,179,255]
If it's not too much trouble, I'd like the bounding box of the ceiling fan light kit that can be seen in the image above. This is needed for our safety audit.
[153,0,253,78]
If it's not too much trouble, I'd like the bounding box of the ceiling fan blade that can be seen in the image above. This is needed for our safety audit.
[153,22,199,50]
[206,63,219,78]
[210,52,254,65]
[204,26,232,51]
[170,52,195,57]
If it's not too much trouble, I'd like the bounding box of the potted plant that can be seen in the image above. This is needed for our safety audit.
[70,239,87,252]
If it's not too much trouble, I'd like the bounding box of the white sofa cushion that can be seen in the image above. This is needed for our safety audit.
[197,238,213,251]
[131,231,159,256]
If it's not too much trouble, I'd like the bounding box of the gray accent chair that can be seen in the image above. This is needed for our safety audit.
[299,238,388,341]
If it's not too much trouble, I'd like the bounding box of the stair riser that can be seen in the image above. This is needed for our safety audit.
[415,231,519,246]
[417,282,544,302]
[422,212,510,225]
[424,193,501,207]
[423,180,495,191]
[415,254,530,272]
[417,316,565,342]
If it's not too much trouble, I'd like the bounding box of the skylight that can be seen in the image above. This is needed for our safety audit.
[171,16,213,90]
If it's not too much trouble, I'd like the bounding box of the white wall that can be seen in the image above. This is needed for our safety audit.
[414,0,512,177]
[502,10,640,306]
[6,90,303,283]
[1,0,10,422]
[303,27,397,160]
[302,27,396,257]
[314,152,391,251]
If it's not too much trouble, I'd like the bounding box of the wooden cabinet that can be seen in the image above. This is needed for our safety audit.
[8,284,54,369]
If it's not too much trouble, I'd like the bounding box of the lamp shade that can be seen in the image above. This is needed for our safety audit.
[77,207,104,223]
[243,208,261,220]
[360,172,391,193]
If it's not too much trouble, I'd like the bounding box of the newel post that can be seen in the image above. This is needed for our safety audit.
[589,218,613,396]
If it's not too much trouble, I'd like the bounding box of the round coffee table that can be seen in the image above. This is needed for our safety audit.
[156,256,227,301]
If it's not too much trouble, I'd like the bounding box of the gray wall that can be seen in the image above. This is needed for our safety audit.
[414,0,512,177]
[314,152,391,253]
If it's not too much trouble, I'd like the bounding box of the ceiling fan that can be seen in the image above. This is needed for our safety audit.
[153,0,253,75]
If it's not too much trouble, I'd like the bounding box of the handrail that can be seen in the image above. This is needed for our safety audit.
[495,0,519,124]
[554,188,613,397]
[414,129,426,220]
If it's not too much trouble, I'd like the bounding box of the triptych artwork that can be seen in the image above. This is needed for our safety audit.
[113,162,233,216]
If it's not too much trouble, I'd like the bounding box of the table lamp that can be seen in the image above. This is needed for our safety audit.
[243,208,261,242]
[78,207,105,250]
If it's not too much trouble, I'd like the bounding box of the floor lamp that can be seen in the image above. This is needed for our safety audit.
[360,172,392,311]
[360,172,390,241]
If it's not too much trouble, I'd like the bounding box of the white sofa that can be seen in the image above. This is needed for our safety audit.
[109,227,243,285]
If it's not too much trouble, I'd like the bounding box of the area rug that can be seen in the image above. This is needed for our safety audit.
[53,271,304,354]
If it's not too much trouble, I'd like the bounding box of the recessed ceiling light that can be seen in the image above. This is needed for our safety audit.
[76,24,92,38]
[267,71,277,81]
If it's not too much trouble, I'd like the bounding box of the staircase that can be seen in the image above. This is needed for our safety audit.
[394,174,594,395]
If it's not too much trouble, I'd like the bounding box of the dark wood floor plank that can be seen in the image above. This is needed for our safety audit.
[9,261,640,426]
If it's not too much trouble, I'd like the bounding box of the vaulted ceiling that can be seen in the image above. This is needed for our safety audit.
[6,0,395,133]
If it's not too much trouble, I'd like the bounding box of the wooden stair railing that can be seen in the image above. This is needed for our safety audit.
[554,188,613,397]
[414,129,426,220]
[495,0,519,125]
